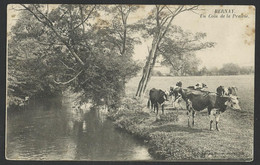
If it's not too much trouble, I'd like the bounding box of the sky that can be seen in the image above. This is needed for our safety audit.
[132,5,255,69]
[7,5,255,69]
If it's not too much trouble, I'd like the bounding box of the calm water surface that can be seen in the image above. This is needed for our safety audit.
[6,97,152,160]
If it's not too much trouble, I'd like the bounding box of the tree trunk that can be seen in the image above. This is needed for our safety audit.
[136,52,151,97]
[136,38,160,97]
[135,5,199,97]
[136,59,149,97]
[142,52,158,93]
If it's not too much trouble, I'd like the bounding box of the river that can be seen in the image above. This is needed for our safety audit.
[6,97,152,161]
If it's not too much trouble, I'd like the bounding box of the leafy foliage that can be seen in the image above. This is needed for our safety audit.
[159,26,215,76]
[8,4,141,108]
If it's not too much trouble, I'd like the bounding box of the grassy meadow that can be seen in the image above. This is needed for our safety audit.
[109,75,254,160]
[126,75,254,113]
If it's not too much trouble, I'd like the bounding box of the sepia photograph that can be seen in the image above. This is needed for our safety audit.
[6,4,255,161]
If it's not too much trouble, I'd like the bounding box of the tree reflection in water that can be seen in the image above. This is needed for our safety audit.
[6,97,152,160]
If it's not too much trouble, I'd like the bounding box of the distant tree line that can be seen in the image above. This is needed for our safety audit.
[195,63,254,76]
[154,62,254,76]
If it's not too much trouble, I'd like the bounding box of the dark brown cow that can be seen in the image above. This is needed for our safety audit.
[147,88,168,115]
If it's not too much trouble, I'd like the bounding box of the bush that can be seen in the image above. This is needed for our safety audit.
[107,96,149,120]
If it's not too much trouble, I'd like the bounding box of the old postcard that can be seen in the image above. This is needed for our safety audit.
[6,5,255,161]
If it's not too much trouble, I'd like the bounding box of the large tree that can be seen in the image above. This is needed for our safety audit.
[8,4,140,108]
[135,5,200,97]
[91,5,142,94]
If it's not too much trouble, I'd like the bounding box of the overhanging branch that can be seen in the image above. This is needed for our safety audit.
[20,4,86,66]
[53,70,83,85]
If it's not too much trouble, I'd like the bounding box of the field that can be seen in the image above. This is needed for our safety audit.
[126,75,254,113]
[116,75,254,160]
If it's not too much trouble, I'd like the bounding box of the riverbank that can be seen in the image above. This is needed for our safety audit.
[107,95,253,161]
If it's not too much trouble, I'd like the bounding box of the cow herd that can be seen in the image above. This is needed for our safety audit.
[147,82,241,131]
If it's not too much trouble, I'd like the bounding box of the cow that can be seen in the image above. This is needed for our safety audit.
[169,86,182,101]
[216,86,238,96]
[169,86,183,110]
[216,86,229,96]
[169,81,183,101]
[195,83,207,89]
[188,83,208,91]
[228,86,238,96]
[147,88,168,115]
[180,89,241,131]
